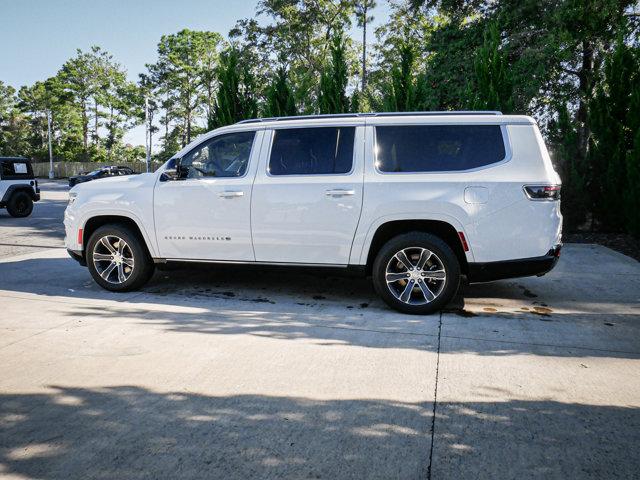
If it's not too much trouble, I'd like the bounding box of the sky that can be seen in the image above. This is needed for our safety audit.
[0,0,392,147]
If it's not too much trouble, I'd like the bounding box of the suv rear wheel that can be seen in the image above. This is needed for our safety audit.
[372,232,461,314]
[6,191,33,217]
[86,224,155,292]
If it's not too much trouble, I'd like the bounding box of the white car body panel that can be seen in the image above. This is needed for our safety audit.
[251,126,365,265]
[64,174,158,257]
[64,113,562,272]
[0,179,32,199]
[153,130,266,261]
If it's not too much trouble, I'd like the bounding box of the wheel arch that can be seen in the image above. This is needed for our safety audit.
[1,184,37,204]
[81,214,157,259]
[363,219,470,275]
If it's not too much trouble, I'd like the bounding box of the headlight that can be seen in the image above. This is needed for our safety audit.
[68,192,78,205]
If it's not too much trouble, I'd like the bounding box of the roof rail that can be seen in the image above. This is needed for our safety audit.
[237,113,362,125]
[374,111,502,117]
[236,111,502,125]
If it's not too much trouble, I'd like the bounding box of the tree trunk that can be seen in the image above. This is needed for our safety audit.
[362,5,367,93]
[165,117,169,142]
[576,39,594,164]
[149,120,153,159]
[107,105,114,160]
[94,98,99,146]
[186,108,191,145]
[81,101,88,152]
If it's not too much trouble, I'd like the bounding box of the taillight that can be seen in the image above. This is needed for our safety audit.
[523,185,561,201]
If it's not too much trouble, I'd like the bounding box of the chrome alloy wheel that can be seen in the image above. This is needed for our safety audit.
[385,247,447,305]
[92,235,135,285]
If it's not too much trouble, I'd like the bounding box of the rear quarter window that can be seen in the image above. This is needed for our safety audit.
[375,125,506,173]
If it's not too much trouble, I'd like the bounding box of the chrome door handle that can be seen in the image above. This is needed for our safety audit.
[325,189,355,197]
[218,191,244,198]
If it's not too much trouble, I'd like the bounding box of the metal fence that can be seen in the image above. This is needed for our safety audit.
[31,162,163,178]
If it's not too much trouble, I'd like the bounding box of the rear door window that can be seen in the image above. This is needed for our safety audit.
[268,127,355,176]
[375,125,506,173]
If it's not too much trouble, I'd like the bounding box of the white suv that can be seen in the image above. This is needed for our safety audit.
[65,112,562,314]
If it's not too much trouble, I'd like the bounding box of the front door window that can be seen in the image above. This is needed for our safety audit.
[182,132,255,178]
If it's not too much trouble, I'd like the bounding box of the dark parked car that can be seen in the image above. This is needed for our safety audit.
[69,166,135,187]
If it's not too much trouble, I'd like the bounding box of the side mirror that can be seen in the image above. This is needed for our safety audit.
[176,163,190,179]
[160,158,188,182]
[160,168,179,182]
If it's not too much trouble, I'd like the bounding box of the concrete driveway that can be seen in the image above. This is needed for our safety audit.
[0,182,639,479]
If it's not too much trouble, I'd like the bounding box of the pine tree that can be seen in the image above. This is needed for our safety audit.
[380,42,435,112]
[317,33,349,114]
[383,43,416,112]
[549,105,587,229]
[588,34,638,231]
[471,22,514,113]
[624,61,640,236]
[213,48,258,127]
[263,67,297,118]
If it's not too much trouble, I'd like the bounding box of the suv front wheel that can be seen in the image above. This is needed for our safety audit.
[86,224,155,292]
[372,232,461,314]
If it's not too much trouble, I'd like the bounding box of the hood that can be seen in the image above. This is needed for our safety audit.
[70,172,155,194]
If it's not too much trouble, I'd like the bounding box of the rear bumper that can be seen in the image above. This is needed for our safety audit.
[467,245,561,283]
[67,249,86,266]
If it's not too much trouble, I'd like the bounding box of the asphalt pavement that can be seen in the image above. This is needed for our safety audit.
[0,181,638,479]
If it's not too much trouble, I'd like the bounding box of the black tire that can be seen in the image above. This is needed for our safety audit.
[6,191,33,218]
[86,224,155,292]
[372,232,461,315]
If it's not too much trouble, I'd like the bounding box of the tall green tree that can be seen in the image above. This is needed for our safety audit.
[372,0,434,106]
[212,47,258,127]
[58,48,100,155]
[263,67,297,118]
[626,79,640,236]
[318,33,350,114]
[231,0,356,113]
[383,43,416,111]
[548,105,586,229]
[588,34,640,231]
[148,29,223,145]
[470,21,514,112]
[0,82,29,156]
[57,47,138,161]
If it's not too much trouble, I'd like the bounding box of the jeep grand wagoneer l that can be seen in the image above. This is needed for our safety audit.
[65,112,562,314]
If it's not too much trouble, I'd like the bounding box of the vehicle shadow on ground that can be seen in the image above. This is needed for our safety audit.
[1,256,639,357]
[0,386,637,480]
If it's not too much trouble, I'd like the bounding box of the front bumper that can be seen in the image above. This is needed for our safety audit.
[467,245,561,283]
